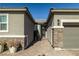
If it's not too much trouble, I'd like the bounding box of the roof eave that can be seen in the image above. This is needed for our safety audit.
[51,10,79,13]
[0,8,27,12]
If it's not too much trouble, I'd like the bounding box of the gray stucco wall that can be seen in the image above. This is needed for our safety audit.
[47,15,54,44]
[0,12,24,35]
[47,12,79,48]
[46,12,79,46]
[54,13,79,26]
[24,14,34,46]
[0,11,35,48]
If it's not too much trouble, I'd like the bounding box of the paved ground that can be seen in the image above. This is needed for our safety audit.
[0,39,79,56]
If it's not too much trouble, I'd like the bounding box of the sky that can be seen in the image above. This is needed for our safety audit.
[0,3,79,20]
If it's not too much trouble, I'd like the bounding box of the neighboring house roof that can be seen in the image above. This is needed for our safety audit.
[0,7,35,24]
[46,8,79,24]
[35,19,47,24]
[51,8,79,13]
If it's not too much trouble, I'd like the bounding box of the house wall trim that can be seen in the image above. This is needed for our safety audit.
[0,35,28,38]
[60,19,79,26]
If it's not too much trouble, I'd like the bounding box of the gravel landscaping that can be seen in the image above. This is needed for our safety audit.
[0,39,79,56]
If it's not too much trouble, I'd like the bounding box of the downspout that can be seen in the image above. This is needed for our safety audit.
[51,28,53,45]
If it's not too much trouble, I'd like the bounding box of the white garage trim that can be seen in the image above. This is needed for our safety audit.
[51,19,79,28]
[60,19,79,26]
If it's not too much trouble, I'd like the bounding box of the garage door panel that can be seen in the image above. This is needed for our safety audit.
[64,26,79,48]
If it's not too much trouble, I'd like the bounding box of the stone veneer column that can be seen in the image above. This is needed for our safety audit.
[52,26,64,48]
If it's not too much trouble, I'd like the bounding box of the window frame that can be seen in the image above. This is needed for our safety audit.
[0,14,8,32]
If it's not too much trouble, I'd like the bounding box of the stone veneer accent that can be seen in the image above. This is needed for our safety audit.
[0,37,27,50]
[52,28,64,48]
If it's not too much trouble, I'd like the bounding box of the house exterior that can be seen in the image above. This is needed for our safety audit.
[34,20,46,40]
[46,8,79,49]
[0,7,35,49]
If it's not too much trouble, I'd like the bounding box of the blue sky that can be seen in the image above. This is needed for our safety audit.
[0,3,79,20]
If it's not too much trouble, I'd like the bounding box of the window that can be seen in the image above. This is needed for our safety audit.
[0,14,8,32]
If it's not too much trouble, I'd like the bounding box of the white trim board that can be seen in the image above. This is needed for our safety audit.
[61,48,79,50]
[60,19,79,26]
[53,48,79,50]
[0,35,28,38]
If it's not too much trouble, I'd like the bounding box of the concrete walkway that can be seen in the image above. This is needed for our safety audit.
[0,39,79,56]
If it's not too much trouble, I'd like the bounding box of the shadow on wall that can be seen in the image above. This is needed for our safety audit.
[24,13,41,49]
[24,13,47,49]
[24,13,29,49]
[26,30,41,49]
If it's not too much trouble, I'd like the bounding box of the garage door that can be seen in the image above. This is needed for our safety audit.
[63,23,79,49]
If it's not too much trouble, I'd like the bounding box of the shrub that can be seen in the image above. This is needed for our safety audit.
[7,40,20,48]
[0,41,5,53]
[7,40,21,53]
